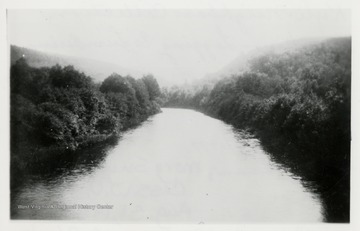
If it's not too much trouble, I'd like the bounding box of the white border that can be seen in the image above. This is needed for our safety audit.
[0,1,358,231]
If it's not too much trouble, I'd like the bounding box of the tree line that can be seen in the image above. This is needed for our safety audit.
[11,58,161,179]
[162,37,351,222]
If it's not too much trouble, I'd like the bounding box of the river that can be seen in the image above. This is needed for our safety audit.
[11,108,324,222]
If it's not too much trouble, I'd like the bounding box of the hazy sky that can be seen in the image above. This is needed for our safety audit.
[8,10,351,85]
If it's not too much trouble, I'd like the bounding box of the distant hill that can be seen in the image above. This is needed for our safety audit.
[203,37,328,82]
[10,45,146,82]
[167,37,351,97]
[193,37,349,87]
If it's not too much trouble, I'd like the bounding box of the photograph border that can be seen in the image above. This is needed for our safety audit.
[1,0,358,231]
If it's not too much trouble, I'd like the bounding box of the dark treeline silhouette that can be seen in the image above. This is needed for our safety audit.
[11,58,161,185]
[162,37,351,222]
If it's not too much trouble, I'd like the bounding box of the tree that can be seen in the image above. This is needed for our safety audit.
[100,73,135,95]
[142,74,161,100]
[50,65,92,89]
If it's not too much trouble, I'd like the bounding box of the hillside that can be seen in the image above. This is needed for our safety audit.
[171,37,333,99]
[10,45,145,83]
[204,37,328,81]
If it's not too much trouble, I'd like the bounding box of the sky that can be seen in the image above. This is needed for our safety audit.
[7,10,351,85]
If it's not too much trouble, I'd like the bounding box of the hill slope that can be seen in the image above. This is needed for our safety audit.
[10,45,145,82]
[205,37,329,80]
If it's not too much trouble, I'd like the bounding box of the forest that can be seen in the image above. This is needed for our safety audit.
[162,37,351,222]
[11,58,161,184]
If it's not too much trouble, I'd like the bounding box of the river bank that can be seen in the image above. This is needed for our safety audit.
[198,106,349,222]
[10,109,163,191]
[161,38,351,222]
[10,58,163,191]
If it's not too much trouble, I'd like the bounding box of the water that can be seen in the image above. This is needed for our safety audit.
[11,108,324,222]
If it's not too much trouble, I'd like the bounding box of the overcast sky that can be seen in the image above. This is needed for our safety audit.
[8,10,351,85]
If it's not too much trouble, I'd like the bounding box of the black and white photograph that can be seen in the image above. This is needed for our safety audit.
[1,1,358,229]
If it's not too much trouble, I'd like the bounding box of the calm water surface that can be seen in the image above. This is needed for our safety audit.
[12,108,324,222]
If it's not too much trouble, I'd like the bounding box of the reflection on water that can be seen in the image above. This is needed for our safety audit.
[11,108,324,222]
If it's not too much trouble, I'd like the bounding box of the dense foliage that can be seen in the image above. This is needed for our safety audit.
[11,58,161,178]
[162,37,351,222]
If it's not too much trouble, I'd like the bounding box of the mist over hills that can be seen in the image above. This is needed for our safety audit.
[207,37,326,79]
[180,37,350,92]
[10,45,146,83]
